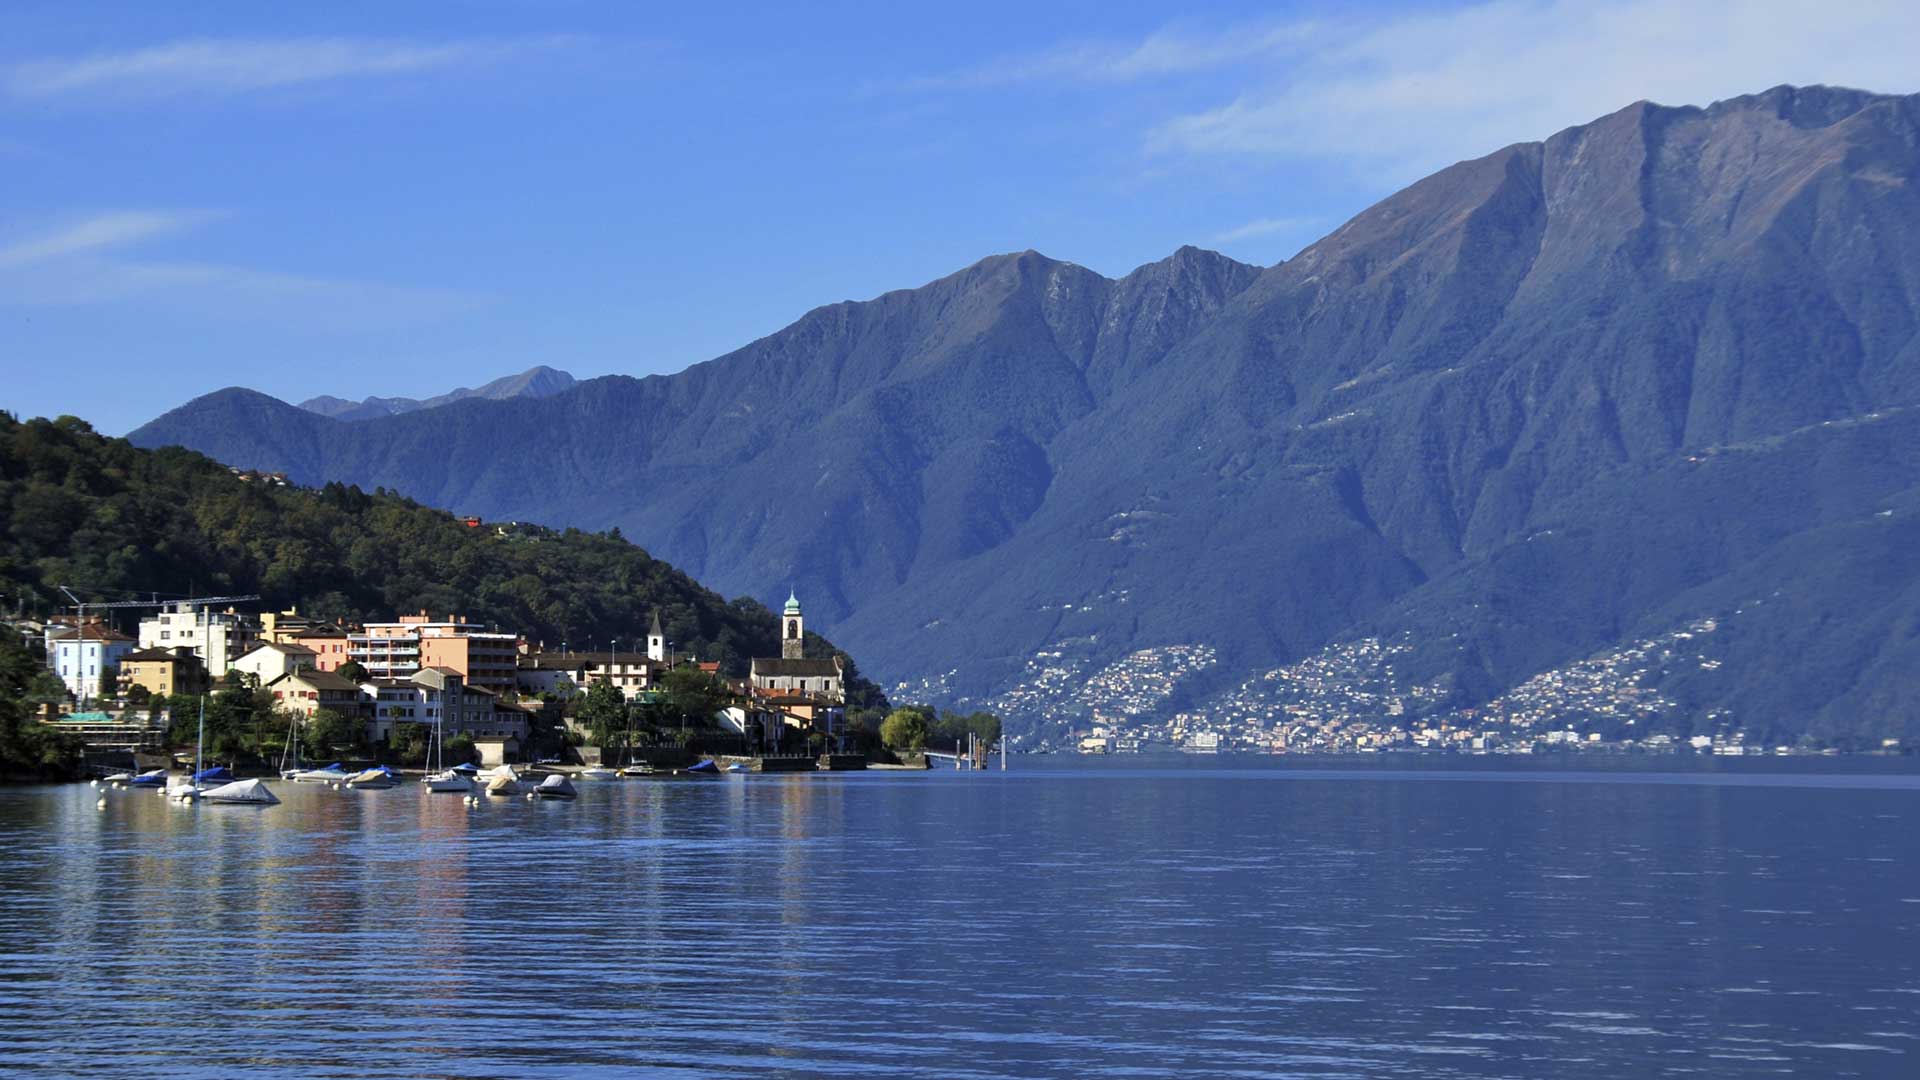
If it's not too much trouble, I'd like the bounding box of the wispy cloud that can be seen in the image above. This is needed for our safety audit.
[6,35,578,99]
[1213,216,1321,245]
[907,19,1324,90]
[909,1,1920,185]
[0,211,478,322]
[0,211,214,268]
[1146,0,1920,182]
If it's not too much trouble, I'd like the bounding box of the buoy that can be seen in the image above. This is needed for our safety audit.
[96,798,107,810]
[525,792,536,801]
[89,779,100,789]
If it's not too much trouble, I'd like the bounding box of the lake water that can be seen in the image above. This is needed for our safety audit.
[2,757,1917,1078]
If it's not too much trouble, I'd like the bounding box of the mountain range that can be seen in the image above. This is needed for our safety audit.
[131,85,1920,746]
[299,365,575,421]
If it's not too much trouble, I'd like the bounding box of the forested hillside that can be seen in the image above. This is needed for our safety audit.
[1,414,878,688]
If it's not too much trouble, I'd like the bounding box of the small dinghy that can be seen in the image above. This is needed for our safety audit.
[127,769,168,787]
[346,766,398,789]
[577,766,618,781]
[683,759,719,775]
[533,774,578,800]
[291,763,352,784]
[202,778,281,805]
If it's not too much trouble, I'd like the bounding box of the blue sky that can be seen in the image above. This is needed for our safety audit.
[4,0,1918,434]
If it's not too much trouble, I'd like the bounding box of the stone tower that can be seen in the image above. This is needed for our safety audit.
[646,610,665,663]
[782,589,804,660]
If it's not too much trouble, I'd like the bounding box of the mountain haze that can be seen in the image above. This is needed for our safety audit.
[132,86,1920,745]
[299,365,576,421]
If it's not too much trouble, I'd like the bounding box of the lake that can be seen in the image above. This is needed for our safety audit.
[1,757,1917,1078]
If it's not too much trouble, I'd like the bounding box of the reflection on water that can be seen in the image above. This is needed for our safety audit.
[1,761,1916,1077]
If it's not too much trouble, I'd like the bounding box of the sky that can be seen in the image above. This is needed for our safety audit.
[4,0,1919,435]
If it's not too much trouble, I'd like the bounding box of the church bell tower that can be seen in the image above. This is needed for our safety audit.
[782,589,804,660]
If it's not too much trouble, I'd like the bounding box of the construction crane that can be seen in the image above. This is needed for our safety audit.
[56,586,262,625]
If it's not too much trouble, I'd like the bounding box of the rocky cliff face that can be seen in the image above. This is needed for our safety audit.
[133,86,1920,744]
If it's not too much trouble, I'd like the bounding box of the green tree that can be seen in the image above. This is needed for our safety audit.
[303,708,353,759]
[444,732,478,766]
[578,678,627,749]
[656,666,726,728]
[334,659,368,683]
[880,707,929,751]
[97,663,117,704]
[389,721,429,766]
[0,633,83,780]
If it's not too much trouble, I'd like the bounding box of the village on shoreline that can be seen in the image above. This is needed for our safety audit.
[15,591,1004,781]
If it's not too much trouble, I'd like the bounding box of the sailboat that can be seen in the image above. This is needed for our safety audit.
[277,712,303,780]
[167,698,208,802]
[422,709,474,794]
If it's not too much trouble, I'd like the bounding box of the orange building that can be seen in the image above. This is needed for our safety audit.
[349,611,519,694]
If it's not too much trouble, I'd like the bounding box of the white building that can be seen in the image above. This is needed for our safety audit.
[46,621,136,704]
[230,641,316,686]
[138,603,261,676]
[362,667,528,745]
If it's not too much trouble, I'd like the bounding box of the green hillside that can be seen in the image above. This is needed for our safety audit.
[0,414,882,696]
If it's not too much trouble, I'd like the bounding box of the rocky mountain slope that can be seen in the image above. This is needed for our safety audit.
[132,86,1920,745]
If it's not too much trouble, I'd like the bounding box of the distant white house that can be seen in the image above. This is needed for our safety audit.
[45,621,136,704]
[230,641,316,686]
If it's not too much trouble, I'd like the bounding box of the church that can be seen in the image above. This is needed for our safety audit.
[749,590,844,697]
[745,591,847,753]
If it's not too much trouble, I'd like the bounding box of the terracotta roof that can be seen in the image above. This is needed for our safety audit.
[63,625,135,643]
[245,641,316,656]
[271,669,363,692]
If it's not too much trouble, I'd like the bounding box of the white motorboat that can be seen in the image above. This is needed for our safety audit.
[101,771,134,783]
[620,762,654,777]
[577,766,618,781]
[424,771,475,794]
[202,778,281,805]
[533,774,578,800]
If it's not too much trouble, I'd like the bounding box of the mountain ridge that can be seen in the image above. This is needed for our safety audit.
[131,85,1920,745]
[299,365,576,421]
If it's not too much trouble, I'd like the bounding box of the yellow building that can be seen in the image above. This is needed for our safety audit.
[118,646,209,699]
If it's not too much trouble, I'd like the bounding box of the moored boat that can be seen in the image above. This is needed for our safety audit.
[291,764,353,784]
[683,759,719,775]
[424,771,475,794]
[484,766,526,796]
[202,778,281,805]
[577,766,618,781]
[533,774,578,800]
[128,768,168,787]
[345,766,398,789]
[620,762,654,777]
